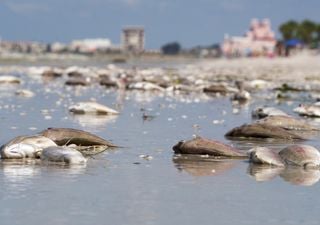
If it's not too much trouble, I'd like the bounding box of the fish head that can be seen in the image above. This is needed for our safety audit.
[1,143,36,159]
[247,147,259,161]
[172,140,185,153]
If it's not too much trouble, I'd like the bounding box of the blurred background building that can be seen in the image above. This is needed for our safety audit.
[222,18,276,57]
[121,26,145,54]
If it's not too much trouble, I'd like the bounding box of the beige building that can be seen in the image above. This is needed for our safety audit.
[121,26,145,53]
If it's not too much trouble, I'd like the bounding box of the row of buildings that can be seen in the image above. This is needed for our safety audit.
[0,26,146,55]
[0,19,289,57]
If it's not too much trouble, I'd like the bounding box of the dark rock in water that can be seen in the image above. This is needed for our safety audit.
[225,123,304,140]
[247,147,285,167]
[38,127,117,147]
[279,145,320,168]
[65,78,89,86]
[256,115,319,131]
[172,136,246,157]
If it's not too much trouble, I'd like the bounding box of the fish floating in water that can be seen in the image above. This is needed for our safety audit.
[251,106,288,119]
[248,144,320,169]
[38,127,117,147]
[172,136,246,158]
[41,146,87,164]
[0,128,116,163]
[69,101,119,115]
[0,135,57,159]
[225,123,304,140]
[293,104,320,117]
[279,145,320,168]
[172,137,320,170]
[255,115,319,131]
[247,147,285,167]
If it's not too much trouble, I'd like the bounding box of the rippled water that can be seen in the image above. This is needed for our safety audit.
[0,66,320,225]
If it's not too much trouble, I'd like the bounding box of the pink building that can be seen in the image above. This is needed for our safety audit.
[222,19,276,57]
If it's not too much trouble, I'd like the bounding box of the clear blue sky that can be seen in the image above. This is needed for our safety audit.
[1,0,320,49]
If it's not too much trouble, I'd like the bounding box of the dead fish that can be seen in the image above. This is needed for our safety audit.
[172,136,246,158]
[231,90,251,102]
[99,77,117,88]
[65,77,89,86]
[67,71,83,78]
[274,83,304,92]
[128,82,164,91]
[294,104,320,117]
[279,144,320,168]
[38,127,117,147]
[41,146,87,164]
[42,69,62,78]
[225,123,305,140]
[1,143,39,159]
[203,83,237,94]
[231,81,251,102]
[69,101,119,115]
[252,106,287,118]
[247,147,285,167]
[0,75,21,84]
[15,89,35,98]
[256,115,319,131]
[0,135,57,159]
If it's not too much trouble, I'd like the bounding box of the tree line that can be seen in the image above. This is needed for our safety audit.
[279,19,320,47]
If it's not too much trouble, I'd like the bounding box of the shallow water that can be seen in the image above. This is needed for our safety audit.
[0,67,320,225]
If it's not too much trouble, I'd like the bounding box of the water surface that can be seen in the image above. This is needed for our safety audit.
[0,65,319,225]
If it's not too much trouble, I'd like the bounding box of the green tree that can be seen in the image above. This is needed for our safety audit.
[161,42,181,55]
[279,20,299,41]
[315,24,320,42]
[297,19,317,44]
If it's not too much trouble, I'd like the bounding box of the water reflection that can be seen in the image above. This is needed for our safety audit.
[172,155,239,177]
[280,167,320,186]
[70,114,118,129]
[1,160,40,182]
[247,164,284,182]
[247,164,320,186]
[1,160,40,195]
[173,155,320,186]
[1,159,87,185]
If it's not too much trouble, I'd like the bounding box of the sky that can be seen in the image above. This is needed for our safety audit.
[1,0,320,49]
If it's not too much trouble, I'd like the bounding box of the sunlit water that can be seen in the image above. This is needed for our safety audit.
[0,67,319,225]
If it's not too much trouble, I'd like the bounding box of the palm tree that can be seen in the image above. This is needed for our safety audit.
[279,20,299,41]
[297,20,316,44]
[315,24,320,42]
